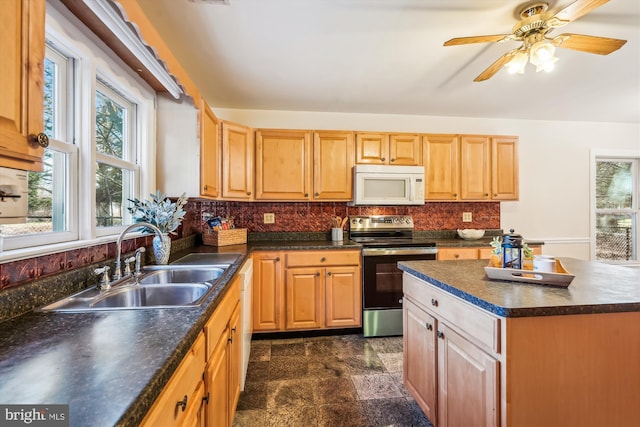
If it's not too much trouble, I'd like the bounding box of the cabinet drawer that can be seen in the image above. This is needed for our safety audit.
[437,247,479,261]
[286,250,360,267]
[141,333,206,427]
[404,274,500,355]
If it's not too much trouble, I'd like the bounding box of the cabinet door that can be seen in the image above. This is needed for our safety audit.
[389,134,421,165]
[491,136,519,200]
[355,132,388,164]
[423,134,459,200]
[222,121,254,200]
[205,329,229,427]
[460,135,491,200]
[228,303,241,426]
[325,265,361,328]
[313,131,354,200]
[403,299,437,424]
[255,129,311,200]
[200,99,219,198]
[0,0,45,171]
[285,267,324,330]
[252,252,284,332]
[437,324,499,427]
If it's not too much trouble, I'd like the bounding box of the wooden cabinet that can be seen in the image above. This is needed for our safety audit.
[200,99,220,198]
[423,134,518,201]
[255,129,311,200]
[355,132,421,165]
[439,245,541,261]
[253,250,361,333]
[204,275,241,427]
[140,333,207,427]
[313,131,354,200]
[403,273,500,427]
[423,134,459,200]
[252,252,285,332]
[221,121,254,200]
[0,0,46,171]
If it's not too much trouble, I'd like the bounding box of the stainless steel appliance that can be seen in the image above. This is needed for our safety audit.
[0,167,28,224]
[349,215,437,337]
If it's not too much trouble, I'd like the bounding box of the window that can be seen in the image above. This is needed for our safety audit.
[0,5,155,254]
[592,154,639,263]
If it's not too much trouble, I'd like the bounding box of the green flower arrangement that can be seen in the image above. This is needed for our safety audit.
[127,190,188,235]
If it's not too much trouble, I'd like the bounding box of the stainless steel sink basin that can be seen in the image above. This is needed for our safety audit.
[90,283,211,308]
[38,265,230,312]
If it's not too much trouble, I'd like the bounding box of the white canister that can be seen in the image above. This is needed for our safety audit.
[331,228,344,241]
[533,256,556,272]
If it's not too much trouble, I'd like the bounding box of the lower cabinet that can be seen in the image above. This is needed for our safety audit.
[403,274,499,427]
[141,272,243,427]
[437,245,541,261]
[253,250,361,333]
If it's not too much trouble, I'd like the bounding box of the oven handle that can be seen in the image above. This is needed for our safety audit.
[362,247,439,256]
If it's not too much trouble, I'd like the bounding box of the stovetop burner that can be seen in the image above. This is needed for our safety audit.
[349,215,435,248]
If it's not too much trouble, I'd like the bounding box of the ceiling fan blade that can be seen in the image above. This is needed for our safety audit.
[444,34,514,46]
[549,0,610,26]
[474,51,518,82]
[552,33,627,54]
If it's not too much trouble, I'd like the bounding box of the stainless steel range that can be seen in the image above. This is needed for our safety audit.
[349,215,438,337]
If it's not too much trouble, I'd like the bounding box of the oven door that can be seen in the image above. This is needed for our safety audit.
[362,248,437,310]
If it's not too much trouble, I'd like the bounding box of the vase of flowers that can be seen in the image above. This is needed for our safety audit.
[127,190,188,264]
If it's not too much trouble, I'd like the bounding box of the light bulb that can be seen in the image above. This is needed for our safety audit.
[529,40,559,72]
[505,51,528,75]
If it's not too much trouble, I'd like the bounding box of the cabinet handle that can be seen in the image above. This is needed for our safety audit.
[327,271,332,276]
[453,193,458,197]
[425,322,433,331]
[320,257,326,262]
[484,193,489,197]
[231,326,237,333]
[454,254,460,259]
[228,336,233,344]
[203,185,208,190]
[304,193,309,197]
[314,192,319,197]
[176,395,188,412]
[275,257,280,262]
[247,191,252,196]
[381,157,386,162]
[494,193,498,197]
[202,392,210,404]
[29,132,49,148]
[437,331,444,339]
[315,272,320,277]
[390,158,395,162]
[431,298,438,307]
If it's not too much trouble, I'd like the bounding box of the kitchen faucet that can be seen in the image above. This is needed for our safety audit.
[113,222,163,281]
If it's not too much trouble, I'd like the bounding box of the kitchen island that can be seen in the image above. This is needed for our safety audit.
[399,258,640,427]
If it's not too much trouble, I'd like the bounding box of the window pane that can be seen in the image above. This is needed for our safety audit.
[596,161,632,209]
[95,90,125,159]
[596,213,634,260]
[44,58,56,138]
[96,163,133,227]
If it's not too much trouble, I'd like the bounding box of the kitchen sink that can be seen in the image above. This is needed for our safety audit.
[38,265,230,312]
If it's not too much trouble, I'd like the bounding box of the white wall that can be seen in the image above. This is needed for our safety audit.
[210,108,640,259]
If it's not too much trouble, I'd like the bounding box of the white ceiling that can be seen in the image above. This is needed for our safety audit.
[136,0,640,124]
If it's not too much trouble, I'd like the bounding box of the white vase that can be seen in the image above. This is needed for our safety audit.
[152,233,171,265]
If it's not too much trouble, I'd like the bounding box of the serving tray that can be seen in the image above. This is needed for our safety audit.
[484,259,575,287]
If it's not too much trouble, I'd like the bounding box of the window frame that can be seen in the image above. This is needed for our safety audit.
[590,149,640,264]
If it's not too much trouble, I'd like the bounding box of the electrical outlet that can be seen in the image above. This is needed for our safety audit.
[462,212,472,222]
[264,213,275,224]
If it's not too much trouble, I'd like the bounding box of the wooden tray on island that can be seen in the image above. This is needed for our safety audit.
[484,259,575,287]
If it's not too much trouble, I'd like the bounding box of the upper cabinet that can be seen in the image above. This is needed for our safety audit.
[355,132,421,165]
[255,129,312,200]
[200,99,220,198]
[0,0,46,171]
[423,134,519,201]
[313,131,354,200]
[222,121,254,200]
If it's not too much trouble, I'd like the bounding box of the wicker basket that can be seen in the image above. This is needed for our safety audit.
[203,228,247,246]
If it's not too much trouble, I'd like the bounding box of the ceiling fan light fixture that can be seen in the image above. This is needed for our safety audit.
[529,40,559,72]
[505,51,528,75]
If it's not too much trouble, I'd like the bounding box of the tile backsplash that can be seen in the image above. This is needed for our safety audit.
[0,199,498,293]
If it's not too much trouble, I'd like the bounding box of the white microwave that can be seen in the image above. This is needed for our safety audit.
[350,165,425,205]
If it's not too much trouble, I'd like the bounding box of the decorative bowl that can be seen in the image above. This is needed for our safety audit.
[457,229,485,240]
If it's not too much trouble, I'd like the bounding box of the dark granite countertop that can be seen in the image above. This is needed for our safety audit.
[399,258,640,317]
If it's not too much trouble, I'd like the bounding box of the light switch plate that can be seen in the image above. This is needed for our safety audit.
[264,213,275,224]
[462,212,472,222]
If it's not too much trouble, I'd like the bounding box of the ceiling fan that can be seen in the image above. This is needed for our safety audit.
[444,0,627,82]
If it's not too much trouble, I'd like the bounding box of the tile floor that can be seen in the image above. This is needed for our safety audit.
[232,334,434,427]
